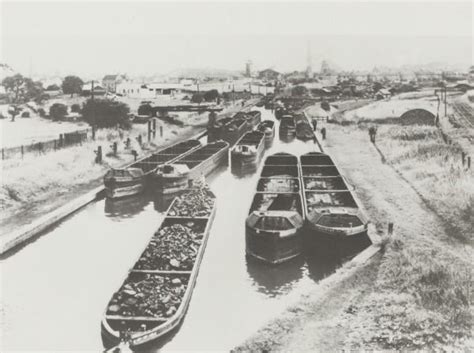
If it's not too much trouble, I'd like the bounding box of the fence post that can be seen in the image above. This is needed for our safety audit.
[462,152,466,166]
[152,119,157,139]
[147,120,151,142]
[21,145,24,159]
[468,156,471,170]
[388,222,394,235]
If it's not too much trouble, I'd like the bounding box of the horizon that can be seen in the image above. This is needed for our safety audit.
[1,1,473,78]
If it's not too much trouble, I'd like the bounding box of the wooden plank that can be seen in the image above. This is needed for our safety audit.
[105,315,167,322]
[130,270,192,275]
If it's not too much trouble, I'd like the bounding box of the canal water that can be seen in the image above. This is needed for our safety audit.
[0,107,370,351]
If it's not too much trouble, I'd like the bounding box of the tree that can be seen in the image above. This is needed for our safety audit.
[373,82,384,92]
[291,85,308,96]
[203,89,219,102]
[62,76,83,97]
[71,103,82,113]
[82,99,131,129]
[8,105,21,121]
[46,84,60,91]
[2,74,26,102]
[24,79,45,103]
[138,103,153,116]
[191,93,204,104]
[49,103,68,120]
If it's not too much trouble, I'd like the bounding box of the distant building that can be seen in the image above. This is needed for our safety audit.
[320,60,332,76]
[258,68,281,81]
[102,74,128,93]
[245,61,253,78]
[375,88,391,100]
[81,81,106,96]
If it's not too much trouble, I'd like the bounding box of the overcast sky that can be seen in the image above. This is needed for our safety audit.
[1,1,472,77]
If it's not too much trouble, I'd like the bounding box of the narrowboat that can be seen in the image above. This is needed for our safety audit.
[257,120,275,148]
[245,110,262,128]
[279,114,296,142]
[230,130,265,175]
[295,113,315,141]
[104,140,201,199]
[101,186,217,349]
[300,152,369,240]
[153,141,229,194]
[211,114,249,146]
[245,153,304,264]
[274,106,286,120]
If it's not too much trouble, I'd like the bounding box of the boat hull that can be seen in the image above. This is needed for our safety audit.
[105,183,145,199]
[245,227,302,265]
[101,190,217,348]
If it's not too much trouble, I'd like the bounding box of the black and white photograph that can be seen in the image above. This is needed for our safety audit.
[0,0,473,351]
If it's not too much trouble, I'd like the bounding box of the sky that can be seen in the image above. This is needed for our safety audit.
[0,1,472,77]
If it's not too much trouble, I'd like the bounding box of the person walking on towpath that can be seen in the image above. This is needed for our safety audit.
[321,127,326,140]
[369,126,377,143]
[312,118,318,131]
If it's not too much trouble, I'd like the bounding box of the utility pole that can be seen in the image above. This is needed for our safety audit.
[91,80,95,100]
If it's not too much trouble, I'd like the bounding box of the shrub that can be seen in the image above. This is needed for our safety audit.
[38,108,46,117]
[70,103,81,113]
[82,98,131,129]
[21,111,30,118]
[203,89,219,102]
[49,103,68,120]
[291,85,308,96]
[137,103,153,116]
[191,93,204,104]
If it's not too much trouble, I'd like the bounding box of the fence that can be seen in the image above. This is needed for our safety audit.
[1,128,91,160]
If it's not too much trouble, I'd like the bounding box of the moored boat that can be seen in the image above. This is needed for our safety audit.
[101,185,217,348]
[244,110,262,128]
[300,152,369,240]
[153,141,229,194]
[230,130,265,175]
[257,120,275,148]
[279,114,296,142]
[245,153,304,264]
[104,140,201,199]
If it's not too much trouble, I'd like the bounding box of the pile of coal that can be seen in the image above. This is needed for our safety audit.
[134,222,203,271]
[168,186,214,217]
[259,178,298,193]
[107,274,189,318]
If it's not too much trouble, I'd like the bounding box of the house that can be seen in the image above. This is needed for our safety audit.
[81,81,106,96]
[375,88,391,100]
[102,74,128,93]
[258,68,281,82]
[145,83,183,97]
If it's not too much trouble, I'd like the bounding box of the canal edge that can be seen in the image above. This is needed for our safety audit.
[0,129,208,255]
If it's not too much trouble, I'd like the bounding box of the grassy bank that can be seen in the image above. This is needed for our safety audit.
[0,122,201,232]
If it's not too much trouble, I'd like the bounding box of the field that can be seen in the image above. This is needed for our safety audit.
[237,102,473,351]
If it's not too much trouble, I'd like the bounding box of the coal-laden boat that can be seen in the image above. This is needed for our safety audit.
[246,153,304,264]
[257,120,275,148]
[153,141,229,194]
[102,185,217,349]
[245,110,262,128]
[207,116,232,143]
[209,113,248,146]
[279,114,296,142]
[300,152,369,240]
[230,130,265,175]
[295,113,315,141]
[104,140,201,199]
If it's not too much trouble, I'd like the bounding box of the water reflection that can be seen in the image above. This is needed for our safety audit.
[246,255,305,297]
[104,193,152,219]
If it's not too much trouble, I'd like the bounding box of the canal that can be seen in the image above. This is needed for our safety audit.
[0,107,371,351]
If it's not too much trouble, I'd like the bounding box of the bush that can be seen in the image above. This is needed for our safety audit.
[137,103,153,116]
[38,108,46,117]
[191,93,204,104]
[203,89,219,102]
[49,103,68,120]
[46,84,60,91]
[21,111,30,118]
[82,98,131,129]
[291,85,308,96]
[70,103,81,113]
